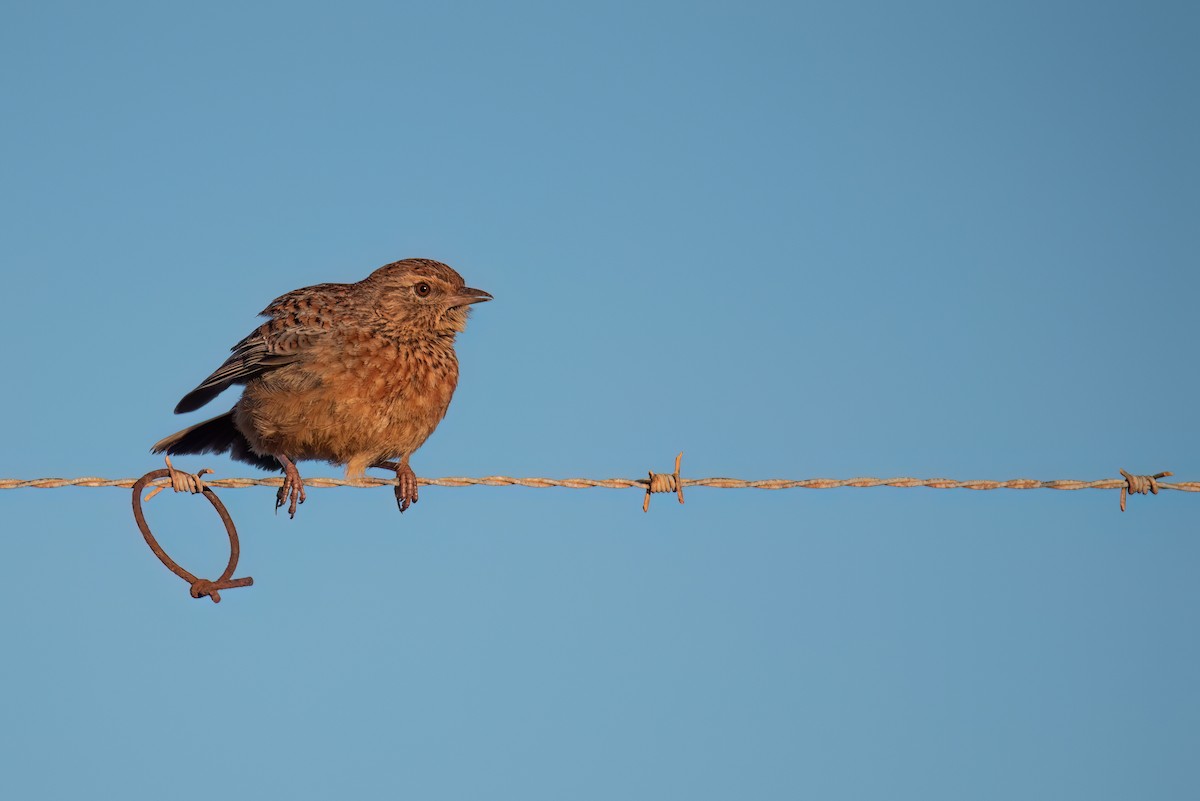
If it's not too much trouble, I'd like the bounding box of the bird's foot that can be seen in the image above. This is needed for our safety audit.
[371,460,419,513]
[394,462,419,513]
[275,456,306,519]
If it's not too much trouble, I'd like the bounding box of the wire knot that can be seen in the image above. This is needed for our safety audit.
[190,578,220,602]
[1119,468,1173,512]
[644,452,685,512]
[189,576,255,603]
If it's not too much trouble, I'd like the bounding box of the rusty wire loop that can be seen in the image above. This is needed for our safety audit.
[131,465,253,603]
[644,452,686,512]
[1119,469,1173,512]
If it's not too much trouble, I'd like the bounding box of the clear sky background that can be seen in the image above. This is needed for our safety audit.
[1,1,1197,798]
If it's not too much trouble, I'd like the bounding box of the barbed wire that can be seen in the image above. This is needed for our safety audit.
[1,458,1193,512]
[6,456,1185,601]
[6,475,1199,492]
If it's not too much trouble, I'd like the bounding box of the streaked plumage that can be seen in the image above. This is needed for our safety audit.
[152,258,491,516]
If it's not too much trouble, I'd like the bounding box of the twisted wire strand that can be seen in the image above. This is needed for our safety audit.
[3,475,1199,492]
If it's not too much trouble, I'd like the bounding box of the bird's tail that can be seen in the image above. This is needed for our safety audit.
[151,409,280,471]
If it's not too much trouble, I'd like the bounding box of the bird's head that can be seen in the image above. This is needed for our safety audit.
[366,258,492,336]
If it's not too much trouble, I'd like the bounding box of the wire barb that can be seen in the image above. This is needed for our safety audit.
[142,455,212,502]
[644,452,685,512]
[1118,469,1173,512]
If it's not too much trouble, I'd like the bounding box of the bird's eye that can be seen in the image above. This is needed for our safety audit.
[414,282,432,297]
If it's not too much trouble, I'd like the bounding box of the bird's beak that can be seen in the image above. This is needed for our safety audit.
[448,287,493,307]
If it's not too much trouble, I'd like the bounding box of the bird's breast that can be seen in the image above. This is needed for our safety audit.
[326,334,459,418]
[238,333,461,467]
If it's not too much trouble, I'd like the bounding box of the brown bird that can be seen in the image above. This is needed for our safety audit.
[152,258,491,517]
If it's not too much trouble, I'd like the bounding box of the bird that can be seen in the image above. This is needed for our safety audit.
[151,258,492,517]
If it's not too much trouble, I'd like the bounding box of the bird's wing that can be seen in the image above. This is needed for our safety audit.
[173,282,350,414]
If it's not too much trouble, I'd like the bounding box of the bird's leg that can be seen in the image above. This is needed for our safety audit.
[395,460,419,512]
[371,458,419,513]
[275,454,306,519]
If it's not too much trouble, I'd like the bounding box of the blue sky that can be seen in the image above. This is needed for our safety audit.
[1,2,1197,798]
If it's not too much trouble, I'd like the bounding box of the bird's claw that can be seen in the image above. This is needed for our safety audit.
[275,462,307,519]
[395,464,419,513]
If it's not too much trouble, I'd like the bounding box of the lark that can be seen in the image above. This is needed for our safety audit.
[152,258,491,517]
